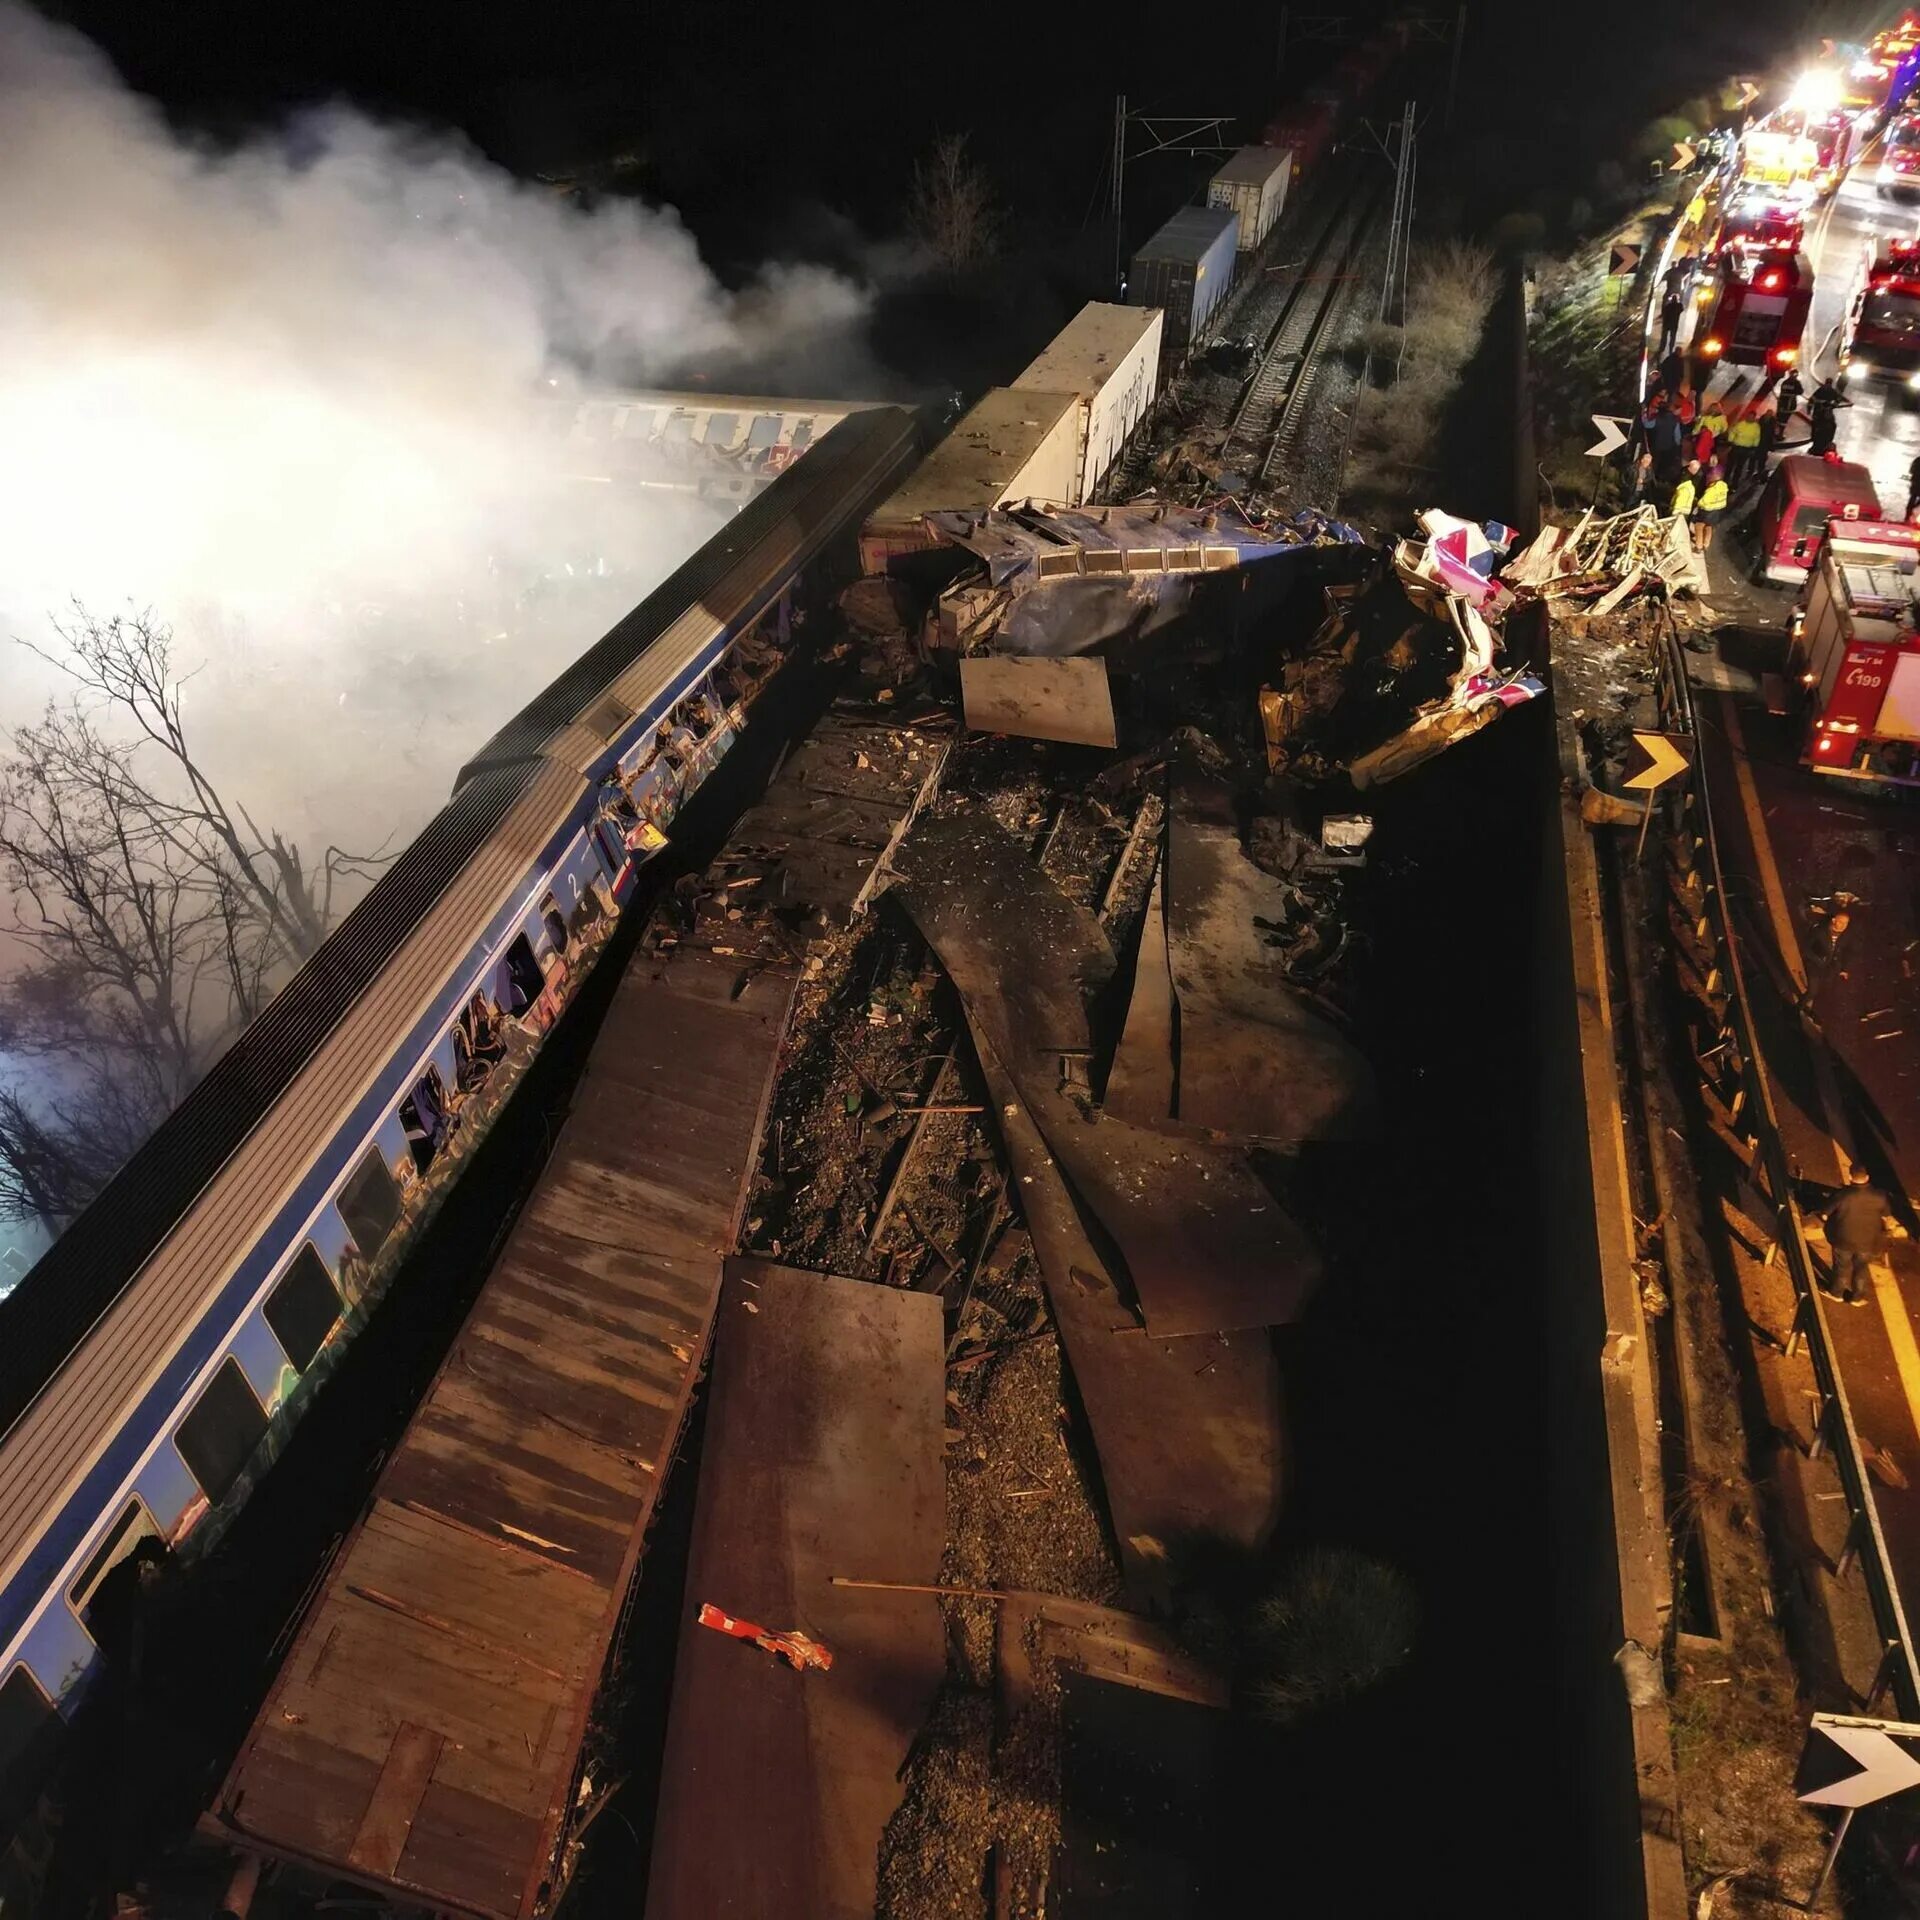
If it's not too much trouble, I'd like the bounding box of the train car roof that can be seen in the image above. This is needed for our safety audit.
[457,404,920,785]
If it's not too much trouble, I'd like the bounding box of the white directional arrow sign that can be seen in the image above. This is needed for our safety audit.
[1622,730,1695,793]
[1585,414,1631,459]
[1610,242,1641,277]
[1672,139,1698,170]
[1797,1714,1920,1808]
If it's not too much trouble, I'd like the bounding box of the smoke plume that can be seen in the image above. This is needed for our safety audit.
[0,1,878,854]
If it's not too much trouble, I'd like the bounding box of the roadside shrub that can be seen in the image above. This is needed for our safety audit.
[1243,1546,1419,1724]
[1341,237,1500,508]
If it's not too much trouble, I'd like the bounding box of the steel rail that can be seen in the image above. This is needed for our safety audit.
[1255,183,1387,489]
[1219,174,1379,462]
[1654,615,1920,1716]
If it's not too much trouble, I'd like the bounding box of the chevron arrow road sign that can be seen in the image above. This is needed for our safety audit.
[1796,1715,1920,1809]
[1622,730,1694,793]
[1585,414,1631,459]
[1610,243,1640,276]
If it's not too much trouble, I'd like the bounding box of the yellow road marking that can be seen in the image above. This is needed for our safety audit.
[1873,1259,1920,1452]
[1716,697,1920,1443]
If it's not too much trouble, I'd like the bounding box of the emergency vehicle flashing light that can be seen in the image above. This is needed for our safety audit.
[1772,345,1800,365]
[1759,268,1784,289]
[1701,335,1725,356]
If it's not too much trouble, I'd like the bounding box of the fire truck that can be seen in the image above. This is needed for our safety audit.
[1759,107,1858,192]
[1694,251,1813,372]
[1739,126,1820,193]
[1841,237,1920,386]
[1789,525,1920,783]
[1712,185,1808,260]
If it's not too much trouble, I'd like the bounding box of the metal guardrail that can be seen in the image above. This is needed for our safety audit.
[1647,615,1920,1717]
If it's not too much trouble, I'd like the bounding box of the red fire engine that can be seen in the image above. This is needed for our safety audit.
[1789,526,1920,783]
[1695,251,1813,371]
[1712,186,1808,259]
[1842,237,1920,385]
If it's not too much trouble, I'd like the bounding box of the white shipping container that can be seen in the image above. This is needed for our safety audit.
[1207,146,1292,254]
[860,388,1082,573]
[1014,303,1163,502]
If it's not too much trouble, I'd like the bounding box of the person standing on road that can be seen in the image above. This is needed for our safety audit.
[1774,364,1804,425]
[1659,290,1685,358]
[1695,397,1729,466]
[1808,377,1852,456]
[1671,462,1700,522]
[1650,404,1688,490]
[1725,405,1764,489]
[1692,462,1730,550]
[1823,1164,1893,1305]
[1663,252,1694,303]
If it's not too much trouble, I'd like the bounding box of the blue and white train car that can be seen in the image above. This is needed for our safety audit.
[0,405,921,1830]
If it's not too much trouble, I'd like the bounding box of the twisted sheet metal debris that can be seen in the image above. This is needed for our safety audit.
[892,807,1322,1338]
[1501,504,1707,602]
[1106,773,1377,1143]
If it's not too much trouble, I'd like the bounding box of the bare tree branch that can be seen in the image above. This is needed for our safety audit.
[907,133,1003,275]
[0,602,395,1241]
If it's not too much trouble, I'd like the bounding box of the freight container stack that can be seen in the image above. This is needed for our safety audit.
[1013,303,1163,503]
[1207,147,1292,255]
[1127,205,1240,360]
[859,387,1082,574]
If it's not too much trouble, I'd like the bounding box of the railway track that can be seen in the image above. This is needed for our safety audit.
[1220,176,1385,487]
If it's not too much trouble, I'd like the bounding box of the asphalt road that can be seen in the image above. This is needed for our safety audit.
[1680,131,1920,1638]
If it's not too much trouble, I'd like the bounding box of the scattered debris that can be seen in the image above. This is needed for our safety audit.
[1503,503,1706,603]
[959,653,1118,748]
[695,1603,835,1673]
[922,498,1367,667]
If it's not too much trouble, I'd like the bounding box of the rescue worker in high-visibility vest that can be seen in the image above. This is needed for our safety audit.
[1725,407,1765,490]
[1694,400,1729,466]
[1692,462,1730,552]
[1671,462,1699,522]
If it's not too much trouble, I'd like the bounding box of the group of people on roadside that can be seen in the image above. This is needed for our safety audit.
[1630,249,1864,554]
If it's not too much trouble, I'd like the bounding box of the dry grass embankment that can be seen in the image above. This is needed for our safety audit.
[1341,238,1499,520]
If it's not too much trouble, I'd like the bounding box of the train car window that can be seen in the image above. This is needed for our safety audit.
[264,1244,344,1373]
[746,414,780,450]
[705,412,739,447]
[67,1499,165,1624]
[0,1666,62,1836]
[397,1065,450,1176]
[454,991,507,1093]
[540,898,570,957]
[501,934,543,1015]
[337,1144,403,1256]
[791,419,815,449]
[174,1358,269,1507]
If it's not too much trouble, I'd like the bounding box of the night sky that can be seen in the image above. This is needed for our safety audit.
[31,2,1833,232]
[19,0,1880,386]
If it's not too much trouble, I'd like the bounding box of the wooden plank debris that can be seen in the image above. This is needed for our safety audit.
[646,1262,945,1920]
[204,935,798,1919]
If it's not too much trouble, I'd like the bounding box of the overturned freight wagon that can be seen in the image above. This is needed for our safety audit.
[859,386,1082,575]
[1128,204,1240,361]
[1208,146,1292,255]
[1014,303,1163,504]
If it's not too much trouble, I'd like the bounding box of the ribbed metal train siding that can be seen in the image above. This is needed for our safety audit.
[0,760,540,1448]
[0,763,584,1583]
[459,405,922,784]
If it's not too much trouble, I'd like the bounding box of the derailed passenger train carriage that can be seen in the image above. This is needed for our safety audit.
[0,405,920,1814]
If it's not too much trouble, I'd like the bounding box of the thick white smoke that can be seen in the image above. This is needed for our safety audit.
[0,1,876,855]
